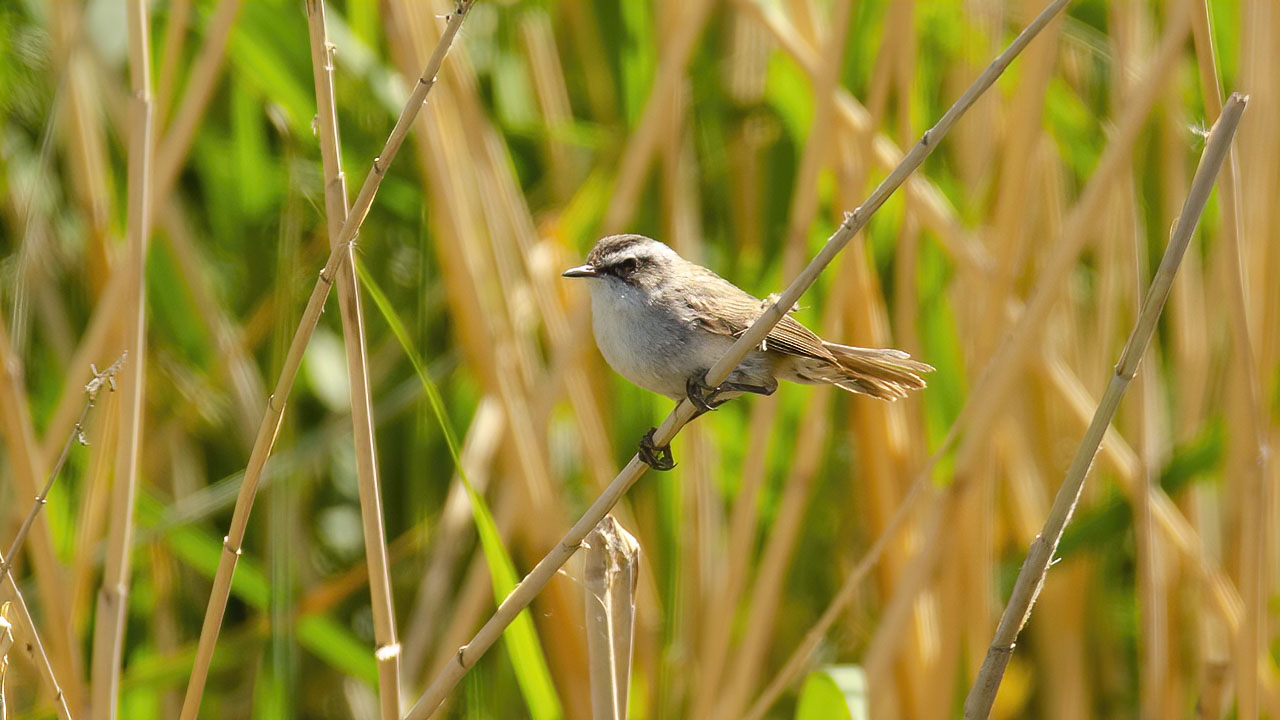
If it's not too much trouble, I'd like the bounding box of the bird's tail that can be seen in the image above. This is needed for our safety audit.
[822,343,933,401]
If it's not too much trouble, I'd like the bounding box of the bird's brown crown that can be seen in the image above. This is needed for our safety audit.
[585,234,659,267]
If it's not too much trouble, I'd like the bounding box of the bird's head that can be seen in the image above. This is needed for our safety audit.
[562,234,680,289]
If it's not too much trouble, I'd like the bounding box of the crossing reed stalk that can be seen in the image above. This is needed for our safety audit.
[404,2,1070,716]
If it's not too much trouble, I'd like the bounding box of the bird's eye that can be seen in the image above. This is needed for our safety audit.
[617,258,639,274]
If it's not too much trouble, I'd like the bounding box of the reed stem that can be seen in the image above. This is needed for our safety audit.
[960,91,1247,720]
[404,2,1069,716]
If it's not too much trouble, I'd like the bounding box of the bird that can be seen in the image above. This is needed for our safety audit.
[563,233,933,469]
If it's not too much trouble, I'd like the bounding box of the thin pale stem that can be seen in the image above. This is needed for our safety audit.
[705,0,1067,387]
[0,601,8,720]
[600,0,717,233]
[306,1,401,717]
[1190,7,1270,718]
[0,356,125,587]
[152,0,242,207]
[403,2,1069,716]
[961,92,1247,720]
[41,0,240,468]
[177,5,472,718]
[0,555,72,720]
[741,473,932,720]
[88,0,151,715]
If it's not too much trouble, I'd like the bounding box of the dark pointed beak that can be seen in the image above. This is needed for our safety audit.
[562,264,597,278]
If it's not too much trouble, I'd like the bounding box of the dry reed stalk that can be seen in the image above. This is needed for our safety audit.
[161,204,265,437]
[744,38,1211,707]
[424,484,523,684]
[50,1,113,260]
[1035,561,1092,720]
[1191,6,1271,717]
[37,272,128,465]
[712,394,834,720]
[1037,352,1249,634]
[382,16,598,709]
[401,396,504,682]
[151,0,242,204]
[88,1,153,715]
[711,123,873,718]
[997,421,1097,720]
[734,0,992,277]
[306,3,402,716]
[950,0,1003,193]
[0,356,124,591]
[406,3,1067,715]
[837,118,928,719]
[154,0,192,127]
[43,0,240,464]
[0,319,80,704]
[394,37,565,544]
[863,491,952,705]
[0,601,8,720]
[520,10,578,202]
[1104,10,1173,714]
[689,392,778,715]
[1238,1,1280,381]
[470,116,615,491]
[177,5,473,716]
[0,556,72,720]
[961,91,1246,720]
[1159,102,1206,442]
[780,0,853,270]
[584,517,641,720]
[981,2,1062,357]
[68,387,118,649]
[600,0,716,234]
[849,59,947,715]
[946,0,1190,493]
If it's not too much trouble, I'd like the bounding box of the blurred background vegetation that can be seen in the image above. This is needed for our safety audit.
[0,0,1276,718]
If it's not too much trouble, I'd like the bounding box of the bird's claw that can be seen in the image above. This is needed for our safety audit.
[686,375,728,415]
[638,428,676,471]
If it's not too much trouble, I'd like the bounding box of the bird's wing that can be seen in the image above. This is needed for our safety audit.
[685,267,835,362]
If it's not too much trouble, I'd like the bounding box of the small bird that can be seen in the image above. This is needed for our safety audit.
[564,234,933,470]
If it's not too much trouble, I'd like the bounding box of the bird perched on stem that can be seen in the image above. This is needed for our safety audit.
[564,234,932,470]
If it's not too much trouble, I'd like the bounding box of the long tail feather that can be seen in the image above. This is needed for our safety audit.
[823,343,933,401]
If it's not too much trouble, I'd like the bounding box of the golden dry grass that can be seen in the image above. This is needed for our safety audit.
[0,1,1275,719]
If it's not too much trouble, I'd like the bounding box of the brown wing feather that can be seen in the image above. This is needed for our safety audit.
[684,267,835,362]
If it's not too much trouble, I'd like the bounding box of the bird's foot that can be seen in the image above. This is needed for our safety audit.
[638,428,676,471]
[686,374,778,415]
[686,375,729,415]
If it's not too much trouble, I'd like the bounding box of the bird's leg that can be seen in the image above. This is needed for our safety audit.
[637,428,676,471]
[685,375,726,415]
[686,373,777,413]
[719,376,778,397]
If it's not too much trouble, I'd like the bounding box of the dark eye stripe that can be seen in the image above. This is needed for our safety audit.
[605,257,640,276]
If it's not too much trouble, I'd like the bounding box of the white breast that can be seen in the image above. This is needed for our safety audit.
[588,279,698,399]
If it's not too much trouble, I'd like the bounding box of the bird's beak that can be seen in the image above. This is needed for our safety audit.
[562,264,597,278]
